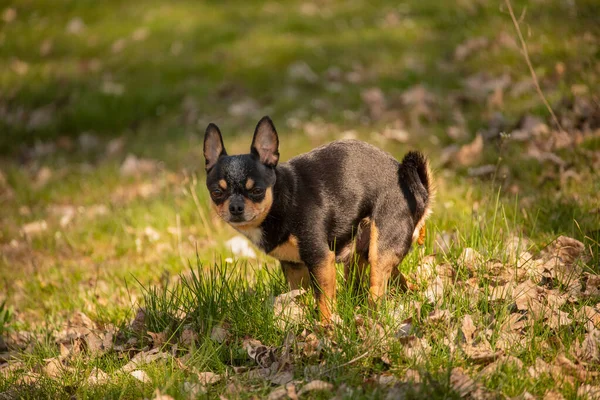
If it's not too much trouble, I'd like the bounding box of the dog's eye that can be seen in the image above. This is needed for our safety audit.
[250,187,264,196]
[211,189,224,199]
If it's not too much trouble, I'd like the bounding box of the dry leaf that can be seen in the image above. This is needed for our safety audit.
[87,367,110,385]
[130,369,150,383]
[210,324,230,344]
[453,135,483,167]
[577,384,600,399]
[197,371,222,386]
[298,380,334,396]
[148,331,168,348]
[180,328,198,346]
[243,338,277,368]
[574,329,600,363]
[543,391,565,400]
[43,358,64,378]
[130,308,146,333]
[120,348,169,373]
[20,220,47,237]
[462,314,477,345]
[273,290,308,330]
[361,87,386,120]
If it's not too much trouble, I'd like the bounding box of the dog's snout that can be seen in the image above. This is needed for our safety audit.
[229,200,244,216]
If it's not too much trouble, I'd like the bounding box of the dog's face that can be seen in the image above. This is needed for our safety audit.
[204,116,279,228]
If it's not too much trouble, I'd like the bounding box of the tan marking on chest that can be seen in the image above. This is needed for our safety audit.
[269,235,301,262]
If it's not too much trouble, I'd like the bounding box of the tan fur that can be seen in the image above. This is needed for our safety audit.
[412,159,435,244]
[312,251,336,322]
[245,178,255,190]
[269,235,301,263]
[218,179,227,190]
[282,263,311,290]
[368,221,401,305]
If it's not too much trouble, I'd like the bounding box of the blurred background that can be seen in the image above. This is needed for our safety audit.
[1,0,599,322]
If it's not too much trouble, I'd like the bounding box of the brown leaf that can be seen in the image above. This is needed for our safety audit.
[43,358,64,378]
[514,280,543,315]
[463,343,502,365]
[210,324,230,344]
[543,391,565,400]
[450,367,493,399]
[273,290,308,330]
[267,387,288,400]
[87,367,110,385]
[243,338,277,368]
[130,308,146,333]
[361,88,386,120]
[180,328,198,346]
[480,355,523,376]
[577,384,600,399]
[196,371,221,386]
[20,220,47,237]
[120,348,169,373]
[462,314,477,345]
[454,37,489,61]
[130,369,150,383]
[297,380,334,396]
[148,331,168,348]
[453,135,483,167]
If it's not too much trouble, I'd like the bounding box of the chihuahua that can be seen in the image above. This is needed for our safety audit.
[204,116,433,322]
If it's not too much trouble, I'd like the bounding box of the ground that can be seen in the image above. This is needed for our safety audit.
[1,0,600,399]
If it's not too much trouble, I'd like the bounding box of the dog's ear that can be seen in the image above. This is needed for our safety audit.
[251,116,279,167]
[204,123,227,171]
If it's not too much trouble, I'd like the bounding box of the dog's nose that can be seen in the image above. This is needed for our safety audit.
[229,202,244,216]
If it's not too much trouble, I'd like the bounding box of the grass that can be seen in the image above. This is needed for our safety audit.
[1,0,600,398]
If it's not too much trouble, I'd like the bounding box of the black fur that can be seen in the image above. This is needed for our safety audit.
[204,116,431,277]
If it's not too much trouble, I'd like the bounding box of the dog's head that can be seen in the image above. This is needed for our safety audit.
[203,116,279,228]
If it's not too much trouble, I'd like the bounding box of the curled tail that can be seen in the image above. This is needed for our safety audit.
[399,151,435,243]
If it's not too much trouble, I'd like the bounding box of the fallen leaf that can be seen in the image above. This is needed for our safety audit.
[120,154,160,177]
[2,7,16,23]
[454,36,489,61]
[297,380,334,396]
[43,358,64,378]
[180,328,198,346]
[543,391,565,400]
[120,348,169,373]
[197,371,221,386]
[273,290,308,330]
[130,308,146,333]
[87,367,110,385]
[361,87,386,120]
[243,338,277,368]
[210,324,230,344]
[267,386,288,400]
[148,331,168,348]
[453,135,483,167]
[577,384,600,399]
[20,220,47,237]
[66,17,85,34]
[130,369,150,383]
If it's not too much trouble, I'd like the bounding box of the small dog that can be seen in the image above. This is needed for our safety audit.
[204,116,433,321]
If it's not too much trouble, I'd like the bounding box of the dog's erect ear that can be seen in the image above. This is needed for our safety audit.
[204,123,227,171]
[251,116,279,167]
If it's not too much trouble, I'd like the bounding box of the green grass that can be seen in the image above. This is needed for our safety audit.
[1,0,600,398]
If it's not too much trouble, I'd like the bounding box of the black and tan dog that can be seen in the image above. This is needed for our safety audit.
[204,116,433,321]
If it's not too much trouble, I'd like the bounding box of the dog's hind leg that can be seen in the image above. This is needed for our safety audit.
[281,261,310,291]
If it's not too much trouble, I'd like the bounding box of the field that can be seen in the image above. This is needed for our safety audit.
[1,0,600,398]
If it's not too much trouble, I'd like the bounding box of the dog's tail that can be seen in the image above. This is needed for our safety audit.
[399,151,435,243]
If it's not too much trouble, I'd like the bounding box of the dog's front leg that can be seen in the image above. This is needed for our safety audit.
[308,251,337,323]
